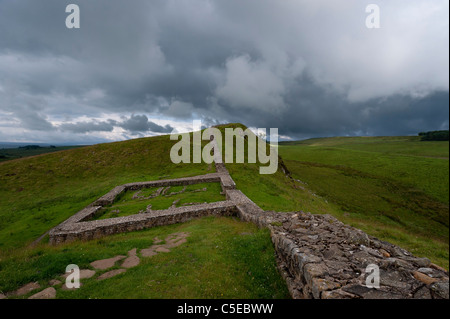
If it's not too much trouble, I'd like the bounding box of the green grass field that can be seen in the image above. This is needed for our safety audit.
[278,136,449,268]
[1,217,289,299]
[0,124,448,297]
[211,125,448,268]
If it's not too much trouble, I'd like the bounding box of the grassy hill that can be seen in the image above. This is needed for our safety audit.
[0,125,448,297]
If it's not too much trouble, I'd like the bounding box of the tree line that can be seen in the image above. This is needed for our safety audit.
[418,130,449,141]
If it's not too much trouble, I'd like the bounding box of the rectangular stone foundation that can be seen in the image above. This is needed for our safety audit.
[49,201,237,245]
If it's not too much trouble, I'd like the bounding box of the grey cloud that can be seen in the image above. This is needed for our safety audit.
[118,114,173,133]
[0,0,448,143]
[57,115,174,134]
[59,120,115,133]
[18,112,56,131]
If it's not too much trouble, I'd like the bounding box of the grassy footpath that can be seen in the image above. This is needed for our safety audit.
[1,217,289,299]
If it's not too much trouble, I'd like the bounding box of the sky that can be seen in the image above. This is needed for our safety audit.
[0,0,448,144]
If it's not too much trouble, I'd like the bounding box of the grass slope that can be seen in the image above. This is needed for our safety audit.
[213,125,448,268]
[278,136,449,268]
[1,217,289,298]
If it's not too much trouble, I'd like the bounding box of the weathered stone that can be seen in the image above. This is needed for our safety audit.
[352,250,380,268]
[321,289,359,299]
[430,282,449,299]
[379,270,411,290]
[128,248,137,256]
[166,238,187,248]
[49,279,62,286]
[322,245,344,259]
[407,257,431,268]
[311,278,341,299]
[90,255,126,270]
[141,248,157,257]
[345,229,370,246]
[155,247,171,253]
[413,286,432,299]
[380,257,413,270]
[379,248,390,258]
[413,271,438,285]
[97,269,127,280]
[430,263,447,273]
[417,268,434,275]
[296,253,321,272]
[360,289,404,299]
[360,245,383,258]
[122,256,140,268]
[13,282,40,296]
[28,287,56,299]
[342,284,373,297]
[62,269,96,280]
[304,263,328,287]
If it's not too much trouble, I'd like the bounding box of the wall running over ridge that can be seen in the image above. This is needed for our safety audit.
[48,136,449,299]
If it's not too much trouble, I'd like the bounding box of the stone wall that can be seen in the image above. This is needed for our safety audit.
[49,201,237,245]
[231,204,449,299]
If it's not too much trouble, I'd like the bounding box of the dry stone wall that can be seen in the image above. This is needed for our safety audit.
[252,211,448,299]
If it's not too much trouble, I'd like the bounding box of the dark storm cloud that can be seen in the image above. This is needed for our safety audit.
[56,115,173,134]
[59,120,115,134]
[0,0,448,143]
[118,114,173,133]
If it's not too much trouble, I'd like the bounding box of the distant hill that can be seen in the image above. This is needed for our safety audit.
[0,145,83,162]
[0,142,51,149]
